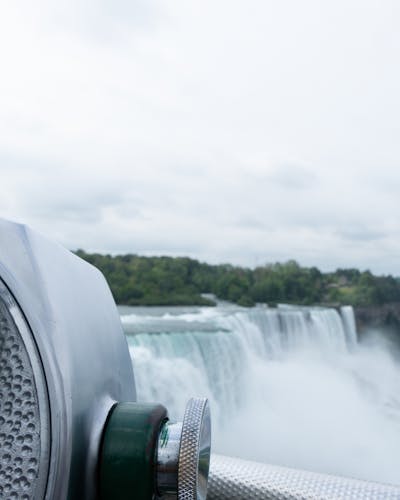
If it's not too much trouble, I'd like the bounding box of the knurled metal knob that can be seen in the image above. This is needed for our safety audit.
[157,398,211,500]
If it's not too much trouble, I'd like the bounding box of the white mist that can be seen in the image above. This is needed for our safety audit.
[123,305,400,486]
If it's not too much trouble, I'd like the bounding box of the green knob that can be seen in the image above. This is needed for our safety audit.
[99,402,168,500]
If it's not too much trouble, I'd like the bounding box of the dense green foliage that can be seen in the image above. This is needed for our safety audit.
[75,251,400,307]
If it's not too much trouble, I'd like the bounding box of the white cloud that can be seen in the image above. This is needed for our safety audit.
[1,1,400,274]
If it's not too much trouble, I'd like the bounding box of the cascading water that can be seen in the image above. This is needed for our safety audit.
[121,304,400,486]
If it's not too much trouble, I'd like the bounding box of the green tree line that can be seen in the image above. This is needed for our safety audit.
[75,251,400,307]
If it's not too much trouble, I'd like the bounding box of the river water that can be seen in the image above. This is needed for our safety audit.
[119,303,400,486]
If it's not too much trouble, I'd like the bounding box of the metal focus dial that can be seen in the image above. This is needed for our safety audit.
[100,398,211,500]
[177,398,211,500]
[157,398,211,500]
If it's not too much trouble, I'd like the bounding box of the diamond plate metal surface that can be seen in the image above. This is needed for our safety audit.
[0,283,49,500]
[178,398,210,500]
[207,454,400,500]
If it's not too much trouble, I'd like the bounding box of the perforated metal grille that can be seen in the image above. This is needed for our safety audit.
[208,454,400,500]
[0,289,49,499]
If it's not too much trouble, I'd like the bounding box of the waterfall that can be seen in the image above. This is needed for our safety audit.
[121,304,400,486]
[340,305,358,347]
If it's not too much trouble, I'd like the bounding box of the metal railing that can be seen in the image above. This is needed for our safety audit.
[207,454,400,499]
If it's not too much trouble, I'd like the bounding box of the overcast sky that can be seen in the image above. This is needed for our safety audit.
[1,1,400,274]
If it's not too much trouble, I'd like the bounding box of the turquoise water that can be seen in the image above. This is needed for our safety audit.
[120,303,400,486]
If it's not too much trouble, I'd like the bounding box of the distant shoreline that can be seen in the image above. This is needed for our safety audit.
[75,250,400,310]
